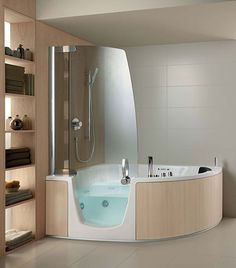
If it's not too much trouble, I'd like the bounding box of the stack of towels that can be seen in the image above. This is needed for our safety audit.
[5,64,25,94]
[5,229,33,251]
[6,190,33,206]
[6,147,31,168]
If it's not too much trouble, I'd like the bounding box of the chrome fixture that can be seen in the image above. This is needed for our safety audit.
[121,158,131,185]
[148,156,153,177]
[74,67,99,163]
[214,157,218,167]
[87,68,99,141]
[71,118,83,131]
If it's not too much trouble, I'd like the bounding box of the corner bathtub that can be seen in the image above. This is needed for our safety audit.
[46,165,223,241]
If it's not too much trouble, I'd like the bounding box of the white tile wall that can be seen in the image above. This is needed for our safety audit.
[125,41,236,217]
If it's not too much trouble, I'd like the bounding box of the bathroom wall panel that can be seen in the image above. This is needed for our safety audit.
[168,64,226,87]
[166,41,236,65]
[168,129,220,153]
[129,66,166,88]
[137,108,167,129]
[135,86,166,109]
[168,107,219,129]
[138,128,168,164]
[127,45,166,68]
[167,85,234,108]
[125,41,236,216]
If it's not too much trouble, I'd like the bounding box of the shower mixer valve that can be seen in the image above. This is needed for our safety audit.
[72,118,83,131]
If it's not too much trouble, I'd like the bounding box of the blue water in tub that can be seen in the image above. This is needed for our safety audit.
[75,182,130,227]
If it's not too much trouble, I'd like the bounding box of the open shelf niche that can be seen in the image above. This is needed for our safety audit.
[4,7,36,253]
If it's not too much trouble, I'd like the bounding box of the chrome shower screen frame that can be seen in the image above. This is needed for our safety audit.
[49,45,77,175]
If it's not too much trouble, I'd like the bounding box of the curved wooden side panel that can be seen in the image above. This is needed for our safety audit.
[136,173,222,240]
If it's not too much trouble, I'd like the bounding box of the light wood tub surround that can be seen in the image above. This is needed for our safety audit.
[136,173,222,240]
[46,181,68,237]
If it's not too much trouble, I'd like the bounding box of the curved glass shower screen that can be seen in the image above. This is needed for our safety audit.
[49,45,137,173]
[49,46,137,227]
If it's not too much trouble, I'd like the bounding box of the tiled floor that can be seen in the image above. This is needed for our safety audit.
[1,217,236,268]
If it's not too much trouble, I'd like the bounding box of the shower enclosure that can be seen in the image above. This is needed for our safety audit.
[49,46,138,228]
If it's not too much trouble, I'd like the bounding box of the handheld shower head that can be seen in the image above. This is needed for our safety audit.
[91,68,99,85]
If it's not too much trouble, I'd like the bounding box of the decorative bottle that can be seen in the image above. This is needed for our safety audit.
[5,116,12,131]
[10,115,23,130]
[22,114,31,130]
[17,44,24,59]
[24,49,32,61]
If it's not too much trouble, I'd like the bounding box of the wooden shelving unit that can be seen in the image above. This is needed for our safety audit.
[0,0,84,257]
[3,7,36,254]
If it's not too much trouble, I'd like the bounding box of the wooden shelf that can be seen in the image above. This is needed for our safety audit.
[5,164,35,172]
[5,198,34,209]
[5,93,35,99]
[5,130,35,133]
[5,55,34,68]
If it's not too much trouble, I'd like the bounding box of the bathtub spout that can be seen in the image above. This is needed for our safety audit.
[121,158,131,185]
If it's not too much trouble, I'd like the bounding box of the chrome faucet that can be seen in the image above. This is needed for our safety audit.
[148,156,153,177]
[121,158,131,185]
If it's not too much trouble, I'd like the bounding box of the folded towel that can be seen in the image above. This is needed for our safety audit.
[6,152,30,162]
[6,158,31,168]
[6,193,33,206]
[6,229,32,245]
[5,229,33,251]
[6,236,33,251]
[6,147,30,155]
[6,190,31,198]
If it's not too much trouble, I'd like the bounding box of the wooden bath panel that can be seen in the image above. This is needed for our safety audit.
[136,173,222,240]
[46,181,68,237]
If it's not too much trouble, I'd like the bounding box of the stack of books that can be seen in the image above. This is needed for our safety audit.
[5,64,35,96]
[24,74,34,96]
[5,64,25,94]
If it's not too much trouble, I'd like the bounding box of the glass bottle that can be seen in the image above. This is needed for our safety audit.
[22,114,31,130]
[5,116,12,131]
[10,115,23,130]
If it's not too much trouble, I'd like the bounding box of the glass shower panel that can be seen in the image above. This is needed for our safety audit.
[69,46,138,171]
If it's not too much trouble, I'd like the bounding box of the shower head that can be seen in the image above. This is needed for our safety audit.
[87,68,99,88]
[91,68,99,85]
